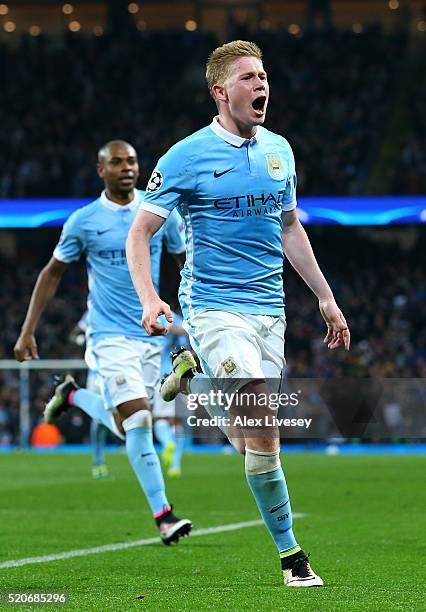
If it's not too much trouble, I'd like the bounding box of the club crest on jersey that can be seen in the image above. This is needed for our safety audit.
[146,169,163,192]
[266,153,284,180]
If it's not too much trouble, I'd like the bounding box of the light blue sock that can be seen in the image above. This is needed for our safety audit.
[245,449,299,555]
[71,389,124,440]
[91,419,107,466]
[154,419,173,449]
[189,373,213,395]
[171,424,185,470]
[189,374,230,436]
[72,389,109,429]
[123,412,169,516]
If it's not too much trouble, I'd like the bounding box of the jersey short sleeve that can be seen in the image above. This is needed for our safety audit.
[140,142,195,219]
[163,208,186,254]
[53,209,86,263]
[282,141,297,212]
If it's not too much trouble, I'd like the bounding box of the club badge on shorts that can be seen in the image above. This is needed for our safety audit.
[221,357,240,377]
[266,153,284,180]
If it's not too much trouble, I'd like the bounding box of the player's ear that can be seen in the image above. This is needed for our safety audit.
[97,162,104,178]
[212,83,227,103]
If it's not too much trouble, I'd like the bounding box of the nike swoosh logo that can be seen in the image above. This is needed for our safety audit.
[270,500,289,513]
[97,229,111,235]
[214,168,233,178]
[141,453,154,458]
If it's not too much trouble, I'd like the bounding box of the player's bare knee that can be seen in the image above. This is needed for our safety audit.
[113,412,125,435]
[117,397,151,420]
[244,436,280,454]
[228,436,246,455]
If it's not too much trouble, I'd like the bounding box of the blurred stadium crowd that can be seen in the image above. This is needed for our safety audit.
[390,45,426,195]
[0,16,424,444]
[0,26,424,198]
[0,226,424,445]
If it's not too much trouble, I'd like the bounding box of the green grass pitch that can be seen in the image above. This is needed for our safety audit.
[0,452,425,611]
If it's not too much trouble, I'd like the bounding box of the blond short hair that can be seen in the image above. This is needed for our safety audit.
[206,40,263,97]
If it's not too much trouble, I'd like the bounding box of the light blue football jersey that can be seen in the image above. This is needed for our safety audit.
[54,189,185,344]
[140,117,297,319]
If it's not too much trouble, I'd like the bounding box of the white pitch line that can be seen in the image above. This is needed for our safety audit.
[0,514,306,570]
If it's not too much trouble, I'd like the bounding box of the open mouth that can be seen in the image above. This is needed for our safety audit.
[252,95,267,114]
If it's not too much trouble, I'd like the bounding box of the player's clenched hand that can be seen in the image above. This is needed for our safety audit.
[319,298,350,351]
[142,297,173,336]
[14,332,39,361]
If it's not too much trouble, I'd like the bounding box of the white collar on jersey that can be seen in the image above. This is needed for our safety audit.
[100,189,141,211]
[210,116,260,147]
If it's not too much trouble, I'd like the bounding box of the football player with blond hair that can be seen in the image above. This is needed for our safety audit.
[127,41,350,586]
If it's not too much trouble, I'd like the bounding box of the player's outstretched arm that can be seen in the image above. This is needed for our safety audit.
[14,257,68,361]
[282,209,350,351]
[126,210,173,336]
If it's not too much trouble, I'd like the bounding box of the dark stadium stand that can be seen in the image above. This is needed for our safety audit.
[0,27,419,199]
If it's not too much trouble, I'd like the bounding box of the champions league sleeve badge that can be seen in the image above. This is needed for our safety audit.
[146,169,164,192]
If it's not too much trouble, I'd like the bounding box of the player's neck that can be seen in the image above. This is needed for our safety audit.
[217,115,257,140]
[105,189,135,206]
